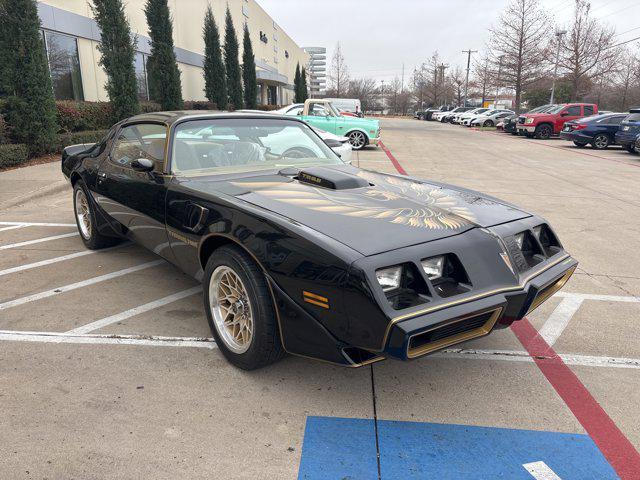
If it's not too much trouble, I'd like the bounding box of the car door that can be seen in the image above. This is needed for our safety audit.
[603,115,626,138]
[556,105,582,132]
[303,102,338,134]
[94,122,174,259]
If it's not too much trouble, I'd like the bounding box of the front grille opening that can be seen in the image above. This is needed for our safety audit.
[430,254,472,298]
[518,230,545,268]
[385,263,430,310]
[408,308,501,358]
[534,224,562,257]
[342,347,382,366]
[527,265,576,314]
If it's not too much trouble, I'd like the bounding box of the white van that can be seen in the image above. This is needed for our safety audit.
[324,98,362,116]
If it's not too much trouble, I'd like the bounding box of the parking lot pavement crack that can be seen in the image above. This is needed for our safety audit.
[370,365,382,480]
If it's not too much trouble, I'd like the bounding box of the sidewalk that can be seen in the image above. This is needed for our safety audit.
[0,161,69,210]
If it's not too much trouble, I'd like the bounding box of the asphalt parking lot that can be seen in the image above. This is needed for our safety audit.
[1,118,639,479]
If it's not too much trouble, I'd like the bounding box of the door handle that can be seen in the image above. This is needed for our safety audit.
[184,203,208,233]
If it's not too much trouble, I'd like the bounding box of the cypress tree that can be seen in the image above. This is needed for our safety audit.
[144,0,183,110]
[92,0,139,122]
[300,66,309,102]
[0,0,13,97]
[242,24,257,109]
[1,0,57,155]
[293,63,301,103]
[202,5,226,108]
[223,7,243,110]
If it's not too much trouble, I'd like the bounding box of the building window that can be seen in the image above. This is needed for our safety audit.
[43,31,84,101]
[242,4,249,17]
[135,52,149,101]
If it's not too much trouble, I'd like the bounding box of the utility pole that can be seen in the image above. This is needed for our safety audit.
[494,55,505,108]
[550,30,567,104]
[401,63,405,93]
[380,79,385,114]
[462,49,477,107]
[438,63,448,106]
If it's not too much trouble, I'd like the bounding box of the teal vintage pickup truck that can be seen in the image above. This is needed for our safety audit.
[277,100,380,150]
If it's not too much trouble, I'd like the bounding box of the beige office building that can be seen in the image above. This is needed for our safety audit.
[37,0,309,106]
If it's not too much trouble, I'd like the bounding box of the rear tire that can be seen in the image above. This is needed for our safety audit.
[625,144,637,154]
[483,120,494,127]
[203,245,285,370]
[73,181,120,250]
[535,124,553,140]
[591,134,610,150]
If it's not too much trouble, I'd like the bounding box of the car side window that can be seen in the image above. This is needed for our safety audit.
[286,107,303,116]
[111,123,167,170]
[584,106,594,116]
[565,106,581,116]
[607,115,626,125]
[308,103,331,117]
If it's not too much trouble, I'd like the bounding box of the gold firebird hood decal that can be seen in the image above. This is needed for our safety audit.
[230,170,478,230]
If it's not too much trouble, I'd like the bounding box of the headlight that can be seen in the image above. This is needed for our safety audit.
[421,255,445,280]
[525,118,534,124]
[376,266,402,292]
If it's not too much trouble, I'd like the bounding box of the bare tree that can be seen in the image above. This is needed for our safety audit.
[328,42,350,98]
[613,49,639,111]
[558,0,619,101]
[473,52,493,105]
[449,67,465,105]
[347,78,378,112]
[487,0,551,112]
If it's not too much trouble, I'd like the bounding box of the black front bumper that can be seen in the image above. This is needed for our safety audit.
[383,256,577,361]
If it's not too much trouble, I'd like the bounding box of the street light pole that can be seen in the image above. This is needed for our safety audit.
[550,30,567,104]
[494,55,505,108]
[462,49,477,106]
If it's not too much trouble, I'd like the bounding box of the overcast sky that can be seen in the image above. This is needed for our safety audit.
[259,0,640,85]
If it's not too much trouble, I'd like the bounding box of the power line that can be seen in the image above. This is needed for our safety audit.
[600,1,640,19]
[606,34,640,49]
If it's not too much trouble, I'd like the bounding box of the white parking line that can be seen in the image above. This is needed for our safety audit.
[523,461,562,480]
[557,291,640,303]
[0,221,76,227]
[538,296,585,346]
[0,225,27,232]
[0,260,164,311]
[0,330,216,349]
[67,286,202,334]
[0,244,127,278]
[437,348,640,369]
[0,232,78,251]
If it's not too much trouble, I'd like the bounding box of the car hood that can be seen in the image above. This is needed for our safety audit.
[185,165,531,256]
[522,113,553,120]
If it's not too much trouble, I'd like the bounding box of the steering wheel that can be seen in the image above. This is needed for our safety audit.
[281,147,317,159]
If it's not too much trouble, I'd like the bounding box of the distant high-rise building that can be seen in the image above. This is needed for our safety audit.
[303,47,326,98]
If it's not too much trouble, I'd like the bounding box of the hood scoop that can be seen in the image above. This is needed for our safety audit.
[295,166,370,190]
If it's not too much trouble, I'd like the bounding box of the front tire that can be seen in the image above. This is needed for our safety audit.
[483,120,494,127]
[203,245,285,370]
[573,141,587,148]
[625,144,637,154]
[591,134,610,150]
[73,181,119,250]
[347,130,367,150]
[535,124,553,139]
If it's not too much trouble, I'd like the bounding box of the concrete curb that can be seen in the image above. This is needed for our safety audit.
[0,180,70,211]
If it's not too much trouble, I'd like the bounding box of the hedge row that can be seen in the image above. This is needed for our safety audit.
[0,143,29,168]
[0,130,107,170]
[54,100,231,132]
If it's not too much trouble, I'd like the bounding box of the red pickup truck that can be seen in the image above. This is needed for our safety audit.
[517,103,598,139]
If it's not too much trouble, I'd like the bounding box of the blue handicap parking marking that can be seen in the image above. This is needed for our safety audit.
[298,416,618,480]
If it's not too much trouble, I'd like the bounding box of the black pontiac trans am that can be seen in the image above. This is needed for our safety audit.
[62,112,577,370]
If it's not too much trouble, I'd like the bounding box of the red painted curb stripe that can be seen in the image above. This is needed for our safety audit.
[378,140,407,175]
[381,141,640,479]
[512,319,640,479]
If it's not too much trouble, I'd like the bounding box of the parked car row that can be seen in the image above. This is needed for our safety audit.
[497,104,640,152]
[421,102,640,154]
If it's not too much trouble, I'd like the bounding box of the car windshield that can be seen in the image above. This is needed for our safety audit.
[546,105,567,114]
[171,118,343,174]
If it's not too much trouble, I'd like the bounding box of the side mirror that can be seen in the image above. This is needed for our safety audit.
[560,112,569,117]
[323,138,343,148]
[131,158,154,172]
